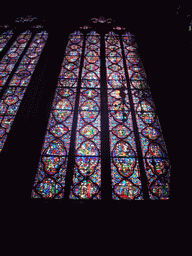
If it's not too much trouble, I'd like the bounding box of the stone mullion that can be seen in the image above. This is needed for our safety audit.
[100,31,112,200]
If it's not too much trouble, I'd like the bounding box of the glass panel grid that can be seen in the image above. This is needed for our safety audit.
[69,31,101,200]
[105,31,144,200]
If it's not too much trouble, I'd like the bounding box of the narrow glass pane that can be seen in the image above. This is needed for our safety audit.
[0,30,13,52]
[122,32,171,200]
[105,31,143,200]
[0,31,48,152]
[31,31,83,199]
[0,31,32,92]
[69,31,101,200]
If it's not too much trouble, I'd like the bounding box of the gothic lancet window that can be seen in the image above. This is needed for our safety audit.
[69,31,101,199]
[30,17,171,200]
[0,16,48,152]
[105,31,143,199]
[31,30,84,199]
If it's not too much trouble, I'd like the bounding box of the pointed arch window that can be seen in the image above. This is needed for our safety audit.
[31,18,171,200]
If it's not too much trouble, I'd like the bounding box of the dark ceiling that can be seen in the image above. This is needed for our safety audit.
[0,2,175,23]
[0,1,183,32]
[1,1,188,62]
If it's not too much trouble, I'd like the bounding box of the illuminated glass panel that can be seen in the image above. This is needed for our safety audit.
[105,31,143,200]
[113,26,125,30]
[79,25,91,30]
[69,31,101,200]
[122,32,171,199]
[15,15,38,23]
[0,30,13,52]
[91,17,112,24]
[0,31,48,152]
[0,31,32,92]
[31,31,83,199]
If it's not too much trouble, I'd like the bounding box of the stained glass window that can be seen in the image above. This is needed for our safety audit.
[0,31,48,152]
[0,31,32,92]
[31,18,171,200]
[0,30,13,52]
